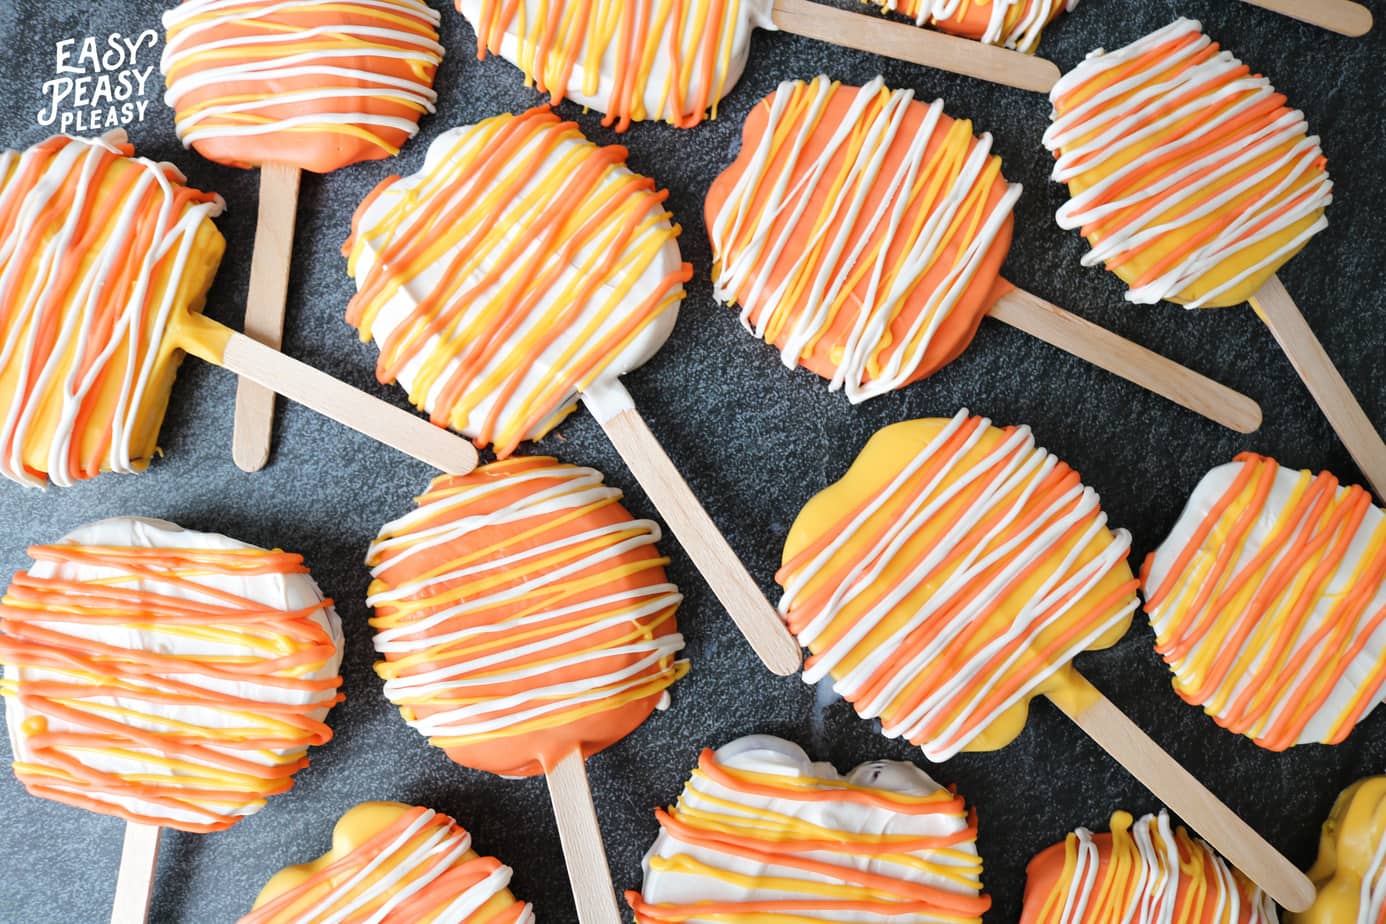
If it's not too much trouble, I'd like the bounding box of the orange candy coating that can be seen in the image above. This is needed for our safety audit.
[706,78,1016,400]
[367,457,687,777]
[161,0,443,173]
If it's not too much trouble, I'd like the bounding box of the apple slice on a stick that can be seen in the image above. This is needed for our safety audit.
[1239,0,1372,35]
[454,0,1056,141]
[704,76,1262,436]
[0,519,345,924]
[160,0,446,471]
[1046,19,1383,495]
[368,457,693,923]
[0,130,474,489]
[778,411,1316,911]
[346,108,802,675]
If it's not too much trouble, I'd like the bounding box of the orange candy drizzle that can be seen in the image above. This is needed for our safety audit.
[705,79,1016,395]
[1021,812,1274,924]
[1047,22,1330,307]
[625,748,990,922]
[162,0,443,173]
[0,135,224,486]
[367,456,686,776]
[778,415,1139,759]
[465,0,745,131]
[240,804,530,923]
[344,106,691,457]
[1142,453,1386,750]
[879,0,1071,51]
[0,541,341,833]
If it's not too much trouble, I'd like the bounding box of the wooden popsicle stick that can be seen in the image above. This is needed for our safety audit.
[110,821,161,924]
[1050,671,1316,912]
[179,314,478,475]
[1249,275,1386,498]
[232,162,302,473]
[770,0,1060,94]
[545,750,622,924]
[1239,0,1372,36]
[990,286,1263,434]
[583,378,803,676]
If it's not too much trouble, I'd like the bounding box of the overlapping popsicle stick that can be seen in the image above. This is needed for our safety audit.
[1240,0,1372,35]
[183,314,477,475]
[0,131,475,487]
[770,0,1060,92]
[233,164,301,472]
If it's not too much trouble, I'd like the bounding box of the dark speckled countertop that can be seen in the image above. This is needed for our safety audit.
[1,0,1384,920]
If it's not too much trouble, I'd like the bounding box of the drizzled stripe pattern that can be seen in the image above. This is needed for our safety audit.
[1023,811,1277,924]
[1142,453,1386,750]
[1044,18,1332,308]
[459,0,760,131]
[162,0,443,172]
[0,132,224,487]
[709,77,1020,402]
[777,411,1139,761]
[367,457,686,771]
[627,747,989,923]
[878,0,1077,53]
[345,107,691,457]
[0,539,342,833]
[240,804,534,923]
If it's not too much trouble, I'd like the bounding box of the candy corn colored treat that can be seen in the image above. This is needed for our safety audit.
[366,456,687,777]
[1294,777,1386,924]
[457,0,770,131]
[241,802,533,923]
[162,0,444,173]
[1044,18,1333,308]
[626,734,990,922]
[0,131,226,488]
[777,410,1139,761]
[707,77,1020,402]
[0,517,343,833]
[1022,811,1277,923]
[1142,453,1386,751]
[344,106,690,457]
[878,0,1076,52]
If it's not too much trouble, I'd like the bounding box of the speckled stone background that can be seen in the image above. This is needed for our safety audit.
[0,0,1383,920]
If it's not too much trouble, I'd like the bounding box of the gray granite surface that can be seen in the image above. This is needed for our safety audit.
[1,0,1384,920]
